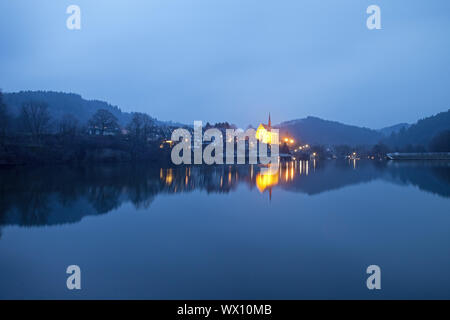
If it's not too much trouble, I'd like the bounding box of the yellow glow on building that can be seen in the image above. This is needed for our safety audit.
[255,113,279,145]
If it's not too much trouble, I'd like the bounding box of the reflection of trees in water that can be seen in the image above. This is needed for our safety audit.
[278,160,387,195]
[385,161,450,198]
[0,160,448,227]
[434,166,450,184]
[15,187,51,225]
[87,186,122,214]
[0,168,52,226]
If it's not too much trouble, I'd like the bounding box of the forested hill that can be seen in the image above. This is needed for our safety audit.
[384,109,450,148]
[3,91,133,126]
[276,116,383,146]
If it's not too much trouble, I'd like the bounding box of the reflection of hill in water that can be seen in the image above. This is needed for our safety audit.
[278,160,381,195]
[0,161,448,228]
[383,161,450,198]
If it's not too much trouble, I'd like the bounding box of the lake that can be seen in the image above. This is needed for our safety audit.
[0,160,449,299]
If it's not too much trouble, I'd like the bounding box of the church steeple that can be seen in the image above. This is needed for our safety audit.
[268,113,271,128]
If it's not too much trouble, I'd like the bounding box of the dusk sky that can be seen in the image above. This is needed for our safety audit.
[1,0,449,128]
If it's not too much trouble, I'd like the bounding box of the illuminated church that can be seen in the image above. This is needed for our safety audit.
[256,113,278,144]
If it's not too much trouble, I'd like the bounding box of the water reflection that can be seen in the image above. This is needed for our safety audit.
[0,160,449,228]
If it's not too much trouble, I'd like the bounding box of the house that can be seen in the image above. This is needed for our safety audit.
[256,114,278,144]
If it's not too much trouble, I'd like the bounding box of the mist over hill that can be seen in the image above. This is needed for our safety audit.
[378,123,410,137]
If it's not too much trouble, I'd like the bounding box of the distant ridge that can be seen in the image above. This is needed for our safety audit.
[276,111,449,147]
[3,91,448,148]
[378,123,410,136]
[276,116,383,146]
[384,109,450,147]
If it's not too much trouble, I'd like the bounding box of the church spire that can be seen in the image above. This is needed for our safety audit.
[268,113,271,128]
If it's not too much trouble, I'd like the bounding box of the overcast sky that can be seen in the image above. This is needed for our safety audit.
[1,0,449,128]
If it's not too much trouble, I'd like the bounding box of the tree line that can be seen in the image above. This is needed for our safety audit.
[0,90,161,142]
[0,90,172,164]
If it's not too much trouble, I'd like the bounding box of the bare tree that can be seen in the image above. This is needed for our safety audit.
[88,109,119,135]
[58,114,79,138]
[20,101,51,143]
[127,112,154,143]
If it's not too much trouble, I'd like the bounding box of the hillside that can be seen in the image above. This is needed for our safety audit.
[385,109,450,148]
[276,116,383,146]
[378,123,410,136]
[1,91,189,128]
[3,91,135,126]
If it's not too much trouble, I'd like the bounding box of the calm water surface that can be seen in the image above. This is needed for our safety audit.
[0,160,449,299]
